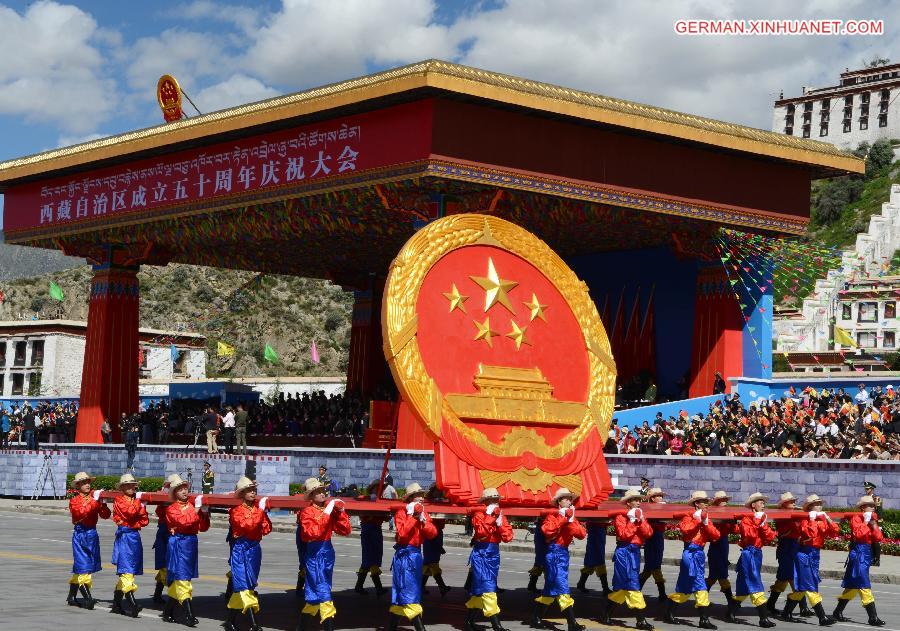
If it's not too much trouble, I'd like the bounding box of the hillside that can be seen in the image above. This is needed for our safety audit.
[0,238,82,281]
[0,263,352,377]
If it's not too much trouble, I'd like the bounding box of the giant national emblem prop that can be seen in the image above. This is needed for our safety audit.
[383,215,617,506]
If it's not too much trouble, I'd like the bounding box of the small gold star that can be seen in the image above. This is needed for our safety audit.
[473,317,499,347]
[442,283,469,313]
[470,258,518,314]
[523,293,548,322]
[506,321,531,350]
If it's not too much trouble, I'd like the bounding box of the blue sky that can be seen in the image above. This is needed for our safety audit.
[0,0,897,228]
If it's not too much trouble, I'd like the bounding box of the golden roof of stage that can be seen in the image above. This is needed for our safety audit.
[0,59,862,186]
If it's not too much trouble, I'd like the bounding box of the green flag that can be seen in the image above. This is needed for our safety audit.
[264,344,279,363]
[49,281,64,302]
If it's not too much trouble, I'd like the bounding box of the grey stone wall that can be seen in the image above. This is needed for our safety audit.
[0,449,68,498]
[165,452,292,497]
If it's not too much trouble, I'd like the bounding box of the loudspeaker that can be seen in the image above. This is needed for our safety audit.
[244,458,257,481]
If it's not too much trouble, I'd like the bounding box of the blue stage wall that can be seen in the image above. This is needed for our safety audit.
[612,394,726,429]
[570,247,698,399]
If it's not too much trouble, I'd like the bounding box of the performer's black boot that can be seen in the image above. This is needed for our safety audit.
[698,606,718,630]
[564,606,586,631]
[864,602,886,627]
[295,613,314,631]
[67,583,82,608]
[576,572,589,593]
[224,609,239,631]
[663,598,681,625]
[780,598,800,623]
[489,614,509,631]
[599,598,615,625]
[323,616,335,631]
[767,590,781,615]
[373,574,388,596]
[154,581,166,604]
[530,602,550,628]
[527,573,539,593]
[355,571,368,594]
[656,582,667,601]
[125,591,142,617]
[465,608,486,631]
[295,570,305,597]
[412,614,427,631]
[756,604,777,628]
[183,598,199,627]
[162,598,177,623]
[635,613,654,631]
[434,573,451,596]
[601,573,612,595]
[111,589,125,614]
[832,599,850,622]
[799,597,815,618]
[724,589,742,624]
[79,584,96,610]
[247,607,263,631]
[388,613,399,631]
[812,603,836,627]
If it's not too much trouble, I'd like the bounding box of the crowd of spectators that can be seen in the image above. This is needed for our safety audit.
[603,383,900,460]
[0,401,79,449]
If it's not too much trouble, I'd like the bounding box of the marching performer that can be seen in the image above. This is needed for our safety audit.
[111,472,149,618]
[465,488,514,631]
[602,488,654,631]
[526,515,547,593]
[664,490,720,630]
[422,517,451,595]
[780,494,838,626]
[67,471,110,609]
[389,482,437,631]
[767,492,812,618]
[706,491,739,622]
[531,487,587,631]
[355,513,389,596]
[153,480,173,603]
[297,477,351,631]
[733,493,776,628]
[639,487,668,600]
[162,474,211,627]
[832,495,885,627]
[225,476,272,631]
[576,520,610,594]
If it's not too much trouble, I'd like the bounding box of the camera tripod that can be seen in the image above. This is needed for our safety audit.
[31,453,60,500]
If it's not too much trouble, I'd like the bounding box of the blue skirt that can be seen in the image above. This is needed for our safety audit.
[392,544,423,606]
[542,543,571,597]
[584,524,607,567]
[469,542,500,595]
[304,540,335,604]
[675,543,707,594]
[612,543,642,591]
[643,530,665,571]
[423,530,444,565]
[794,545,821,592]
[112,526,143,576]
[360,522,384,569]
[231,536,262,592]
[153,523,169,571]
[775,537,797,582]
[166,533,199,583]
[72,524,102,575]
[735,546,765,597]
[842,543,872,590]
[707,537,730,581]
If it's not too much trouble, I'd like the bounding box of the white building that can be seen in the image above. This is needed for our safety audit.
[772,63,900,149]
[0,320,206,397]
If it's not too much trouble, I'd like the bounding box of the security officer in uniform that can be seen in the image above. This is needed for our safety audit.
[864,482,883,566]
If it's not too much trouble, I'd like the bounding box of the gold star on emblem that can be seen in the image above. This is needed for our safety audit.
[506,321,531,350]
[442,283,469,313]
[470,258,518,314]
[523,293,548,322]
[473,317,499,347]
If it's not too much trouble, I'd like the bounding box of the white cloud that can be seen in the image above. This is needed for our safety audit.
[243,0,457,87]
[192,74,280,112]
[56,132,105,148]
[125,28,234,92]
[175,0,261,35]
[0,1,118,134]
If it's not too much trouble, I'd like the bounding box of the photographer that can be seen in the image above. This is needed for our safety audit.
[203,406,220,454]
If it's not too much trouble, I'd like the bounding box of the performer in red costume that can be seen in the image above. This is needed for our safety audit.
[733,492,776,628]
[465,487,514,631]
[665,490,721,630]
[706,491,740,622]
[780,494,839,626]
[602,488,654,630]
[531,487,587,631]
[297,477,351,631]
[67,471,111,609]
[225,476,272,631]
[832,495,886,626]
[153,480,172,604]
[638,487,668,601]
[389,482,437,631]
[162,474,211,627]
[767,492,813,617]
[110,472,149,618]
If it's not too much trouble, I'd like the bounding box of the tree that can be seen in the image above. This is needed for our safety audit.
[863,57,891,68]
[866,139,895,177]
[813,176,863,225]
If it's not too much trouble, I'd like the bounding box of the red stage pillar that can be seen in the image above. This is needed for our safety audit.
[689,267,743,397]
[346,276,386,396]
[75,263,141,443]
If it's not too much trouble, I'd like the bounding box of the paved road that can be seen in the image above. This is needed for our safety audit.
[2,511,898,630]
